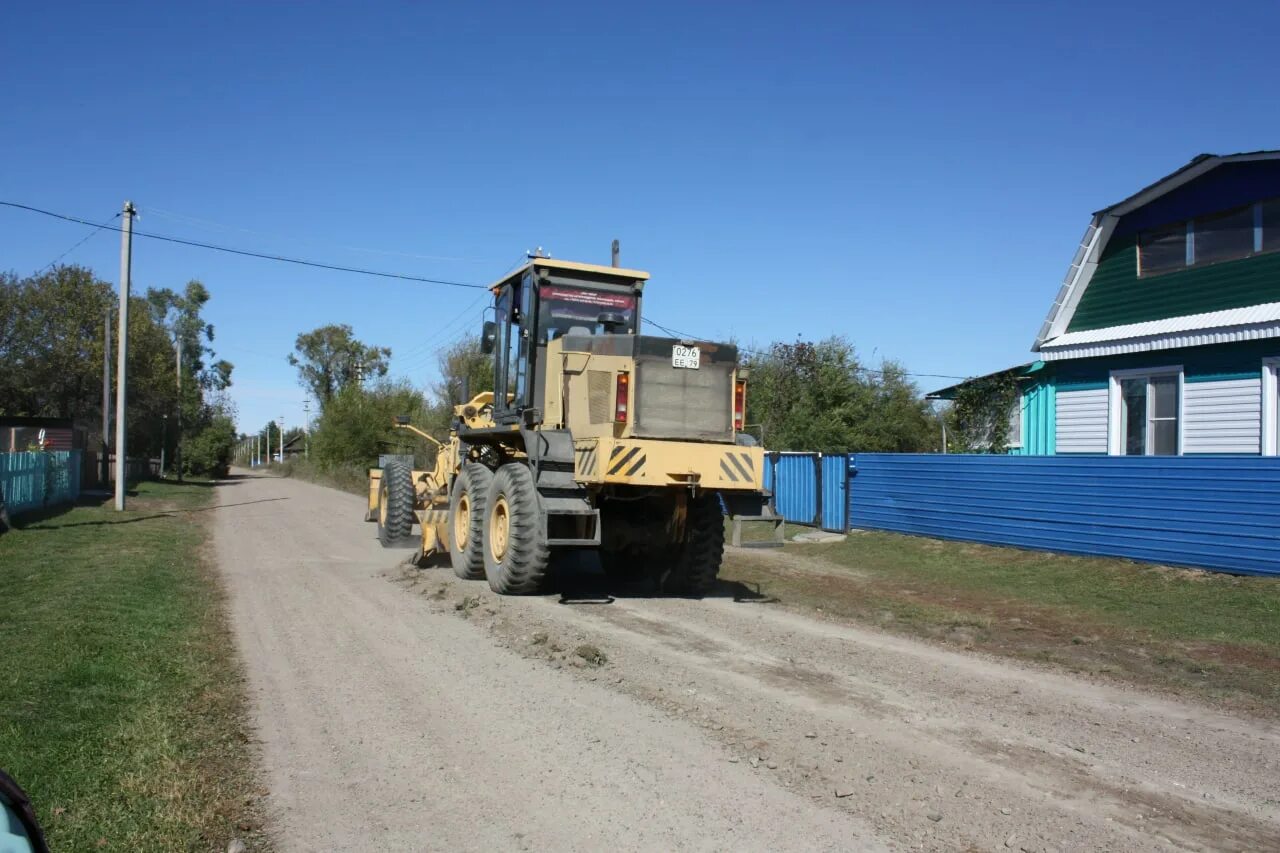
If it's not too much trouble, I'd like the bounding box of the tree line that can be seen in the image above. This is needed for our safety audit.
[283,323,951,474]
[0,264,238,475]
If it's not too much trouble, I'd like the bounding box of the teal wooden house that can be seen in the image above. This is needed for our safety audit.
[980,152,1280,456]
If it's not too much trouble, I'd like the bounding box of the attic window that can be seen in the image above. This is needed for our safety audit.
[1138,223,1189,276]
[1195,204,1256,265]
[1264,199,1280,253]
[1139,199,1280,277]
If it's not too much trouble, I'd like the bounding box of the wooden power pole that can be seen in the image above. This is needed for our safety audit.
[114,201,135,511]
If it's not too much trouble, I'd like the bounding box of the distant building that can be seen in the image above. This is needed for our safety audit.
[941,152,1280,456]
[0,416,83,452]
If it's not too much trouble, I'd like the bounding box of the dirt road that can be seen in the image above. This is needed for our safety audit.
[213,471,1280,851]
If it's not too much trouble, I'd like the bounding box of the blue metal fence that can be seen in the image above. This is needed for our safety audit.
[762,452,848,532]
[0,451,83,516]
[765,453,818,525]
[847,454,1280,577]
[821,454,849,532]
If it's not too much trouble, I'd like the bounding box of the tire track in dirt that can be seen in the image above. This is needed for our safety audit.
[213,471,886,852]
[395,554,1280,852]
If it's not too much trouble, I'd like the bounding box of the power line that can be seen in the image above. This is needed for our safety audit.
[142,204,506,265]
[38,211,121,272]
[395,293,490,374]
[1,201,487,290]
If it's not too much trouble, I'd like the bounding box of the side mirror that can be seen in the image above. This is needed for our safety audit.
[480,320,497,354]
[394,415,410,425]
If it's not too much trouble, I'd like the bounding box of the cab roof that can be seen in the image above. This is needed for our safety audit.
[489,257,650,292]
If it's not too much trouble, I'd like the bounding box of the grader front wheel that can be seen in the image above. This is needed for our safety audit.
[377,460,417,547]
[449,463,492,580]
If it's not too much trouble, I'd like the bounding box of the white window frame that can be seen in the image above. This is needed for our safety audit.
[1007,386,1024,449]
[1108,366,1184,456]
[1263,358,1280,456]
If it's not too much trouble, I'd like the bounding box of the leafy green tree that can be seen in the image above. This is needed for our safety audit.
[310,380,431,467]
[180,405,237,477]
[288,324,391,407]
[0,265,114,419]
[744,336,934,452]
[146,280,233,391]
[432,336,493,405]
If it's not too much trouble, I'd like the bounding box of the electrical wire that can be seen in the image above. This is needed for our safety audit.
[37,211,121,272]
[1,201,487,290]
[142,204,506,265]
[393,293,490,372]
[8,200,970,383]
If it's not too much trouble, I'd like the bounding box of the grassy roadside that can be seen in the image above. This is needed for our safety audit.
[724,523,1280,712]
[0,481,267,852]
[273,457,366,497]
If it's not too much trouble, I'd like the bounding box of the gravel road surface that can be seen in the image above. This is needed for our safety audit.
[213,471,1280,851]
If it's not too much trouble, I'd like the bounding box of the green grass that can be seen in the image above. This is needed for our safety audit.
[724,526,1280,710]
[0,481,264,852]
[274,457,367,496]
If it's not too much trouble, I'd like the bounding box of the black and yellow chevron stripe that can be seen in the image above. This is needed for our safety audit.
[576,445,599,476]
[607,444,648,477]
[718,450,754,484]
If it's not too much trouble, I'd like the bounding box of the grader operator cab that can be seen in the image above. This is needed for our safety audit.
[367,257,767,595]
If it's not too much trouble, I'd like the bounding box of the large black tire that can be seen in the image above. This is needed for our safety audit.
[482,463,550,595]
[377,460,416,547]
[660,494,725,596]
[449,463,492,580]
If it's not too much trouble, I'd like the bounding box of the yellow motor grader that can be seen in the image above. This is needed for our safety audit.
[366,257,767,595]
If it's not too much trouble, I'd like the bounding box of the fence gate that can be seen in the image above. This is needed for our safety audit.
[820,454,850,532]
[763,452,848,532]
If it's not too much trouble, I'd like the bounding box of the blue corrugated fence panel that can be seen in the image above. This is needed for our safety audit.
[821,454,848,531]
[771,453,819,524]
[848,453,1280,576]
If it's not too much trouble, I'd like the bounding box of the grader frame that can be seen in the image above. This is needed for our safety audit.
[366,257,769,595]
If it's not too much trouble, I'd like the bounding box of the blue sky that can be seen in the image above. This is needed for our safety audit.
[3,1,1277,432]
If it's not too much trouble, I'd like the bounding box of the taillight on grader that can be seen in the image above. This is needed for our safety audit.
[734,379,746,431]
[615,372,630,423]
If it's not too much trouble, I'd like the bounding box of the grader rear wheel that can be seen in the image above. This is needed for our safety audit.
[376,460,416,547]
[660,494,725,596]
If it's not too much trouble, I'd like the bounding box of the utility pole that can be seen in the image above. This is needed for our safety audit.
[160,414,168,475]
[175,342,184,482]
[101,309,111,486]
[114,201,135,511]
[302,400,311,460]
[279,415,285,463]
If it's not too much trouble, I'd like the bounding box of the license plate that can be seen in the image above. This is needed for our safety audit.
[672,345,700,369]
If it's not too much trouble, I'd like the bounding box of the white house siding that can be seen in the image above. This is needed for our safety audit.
[1182,378,1261,453]
[1055,388,1108,453]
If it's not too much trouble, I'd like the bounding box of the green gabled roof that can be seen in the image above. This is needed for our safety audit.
[1067,235,1280,332]
[1034,151,1280,352]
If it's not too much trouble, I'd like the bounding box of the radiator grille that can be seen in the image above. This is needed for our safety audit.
[634,358,733,441]
[588,370,613,424]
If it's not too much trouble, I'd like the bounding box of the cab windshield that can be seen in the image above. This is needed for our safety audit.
[537,285,637,342]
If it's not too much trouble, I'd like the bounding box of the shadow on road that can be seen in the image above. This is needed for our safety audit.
[549,550,779,605]
[17,497,290,530]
